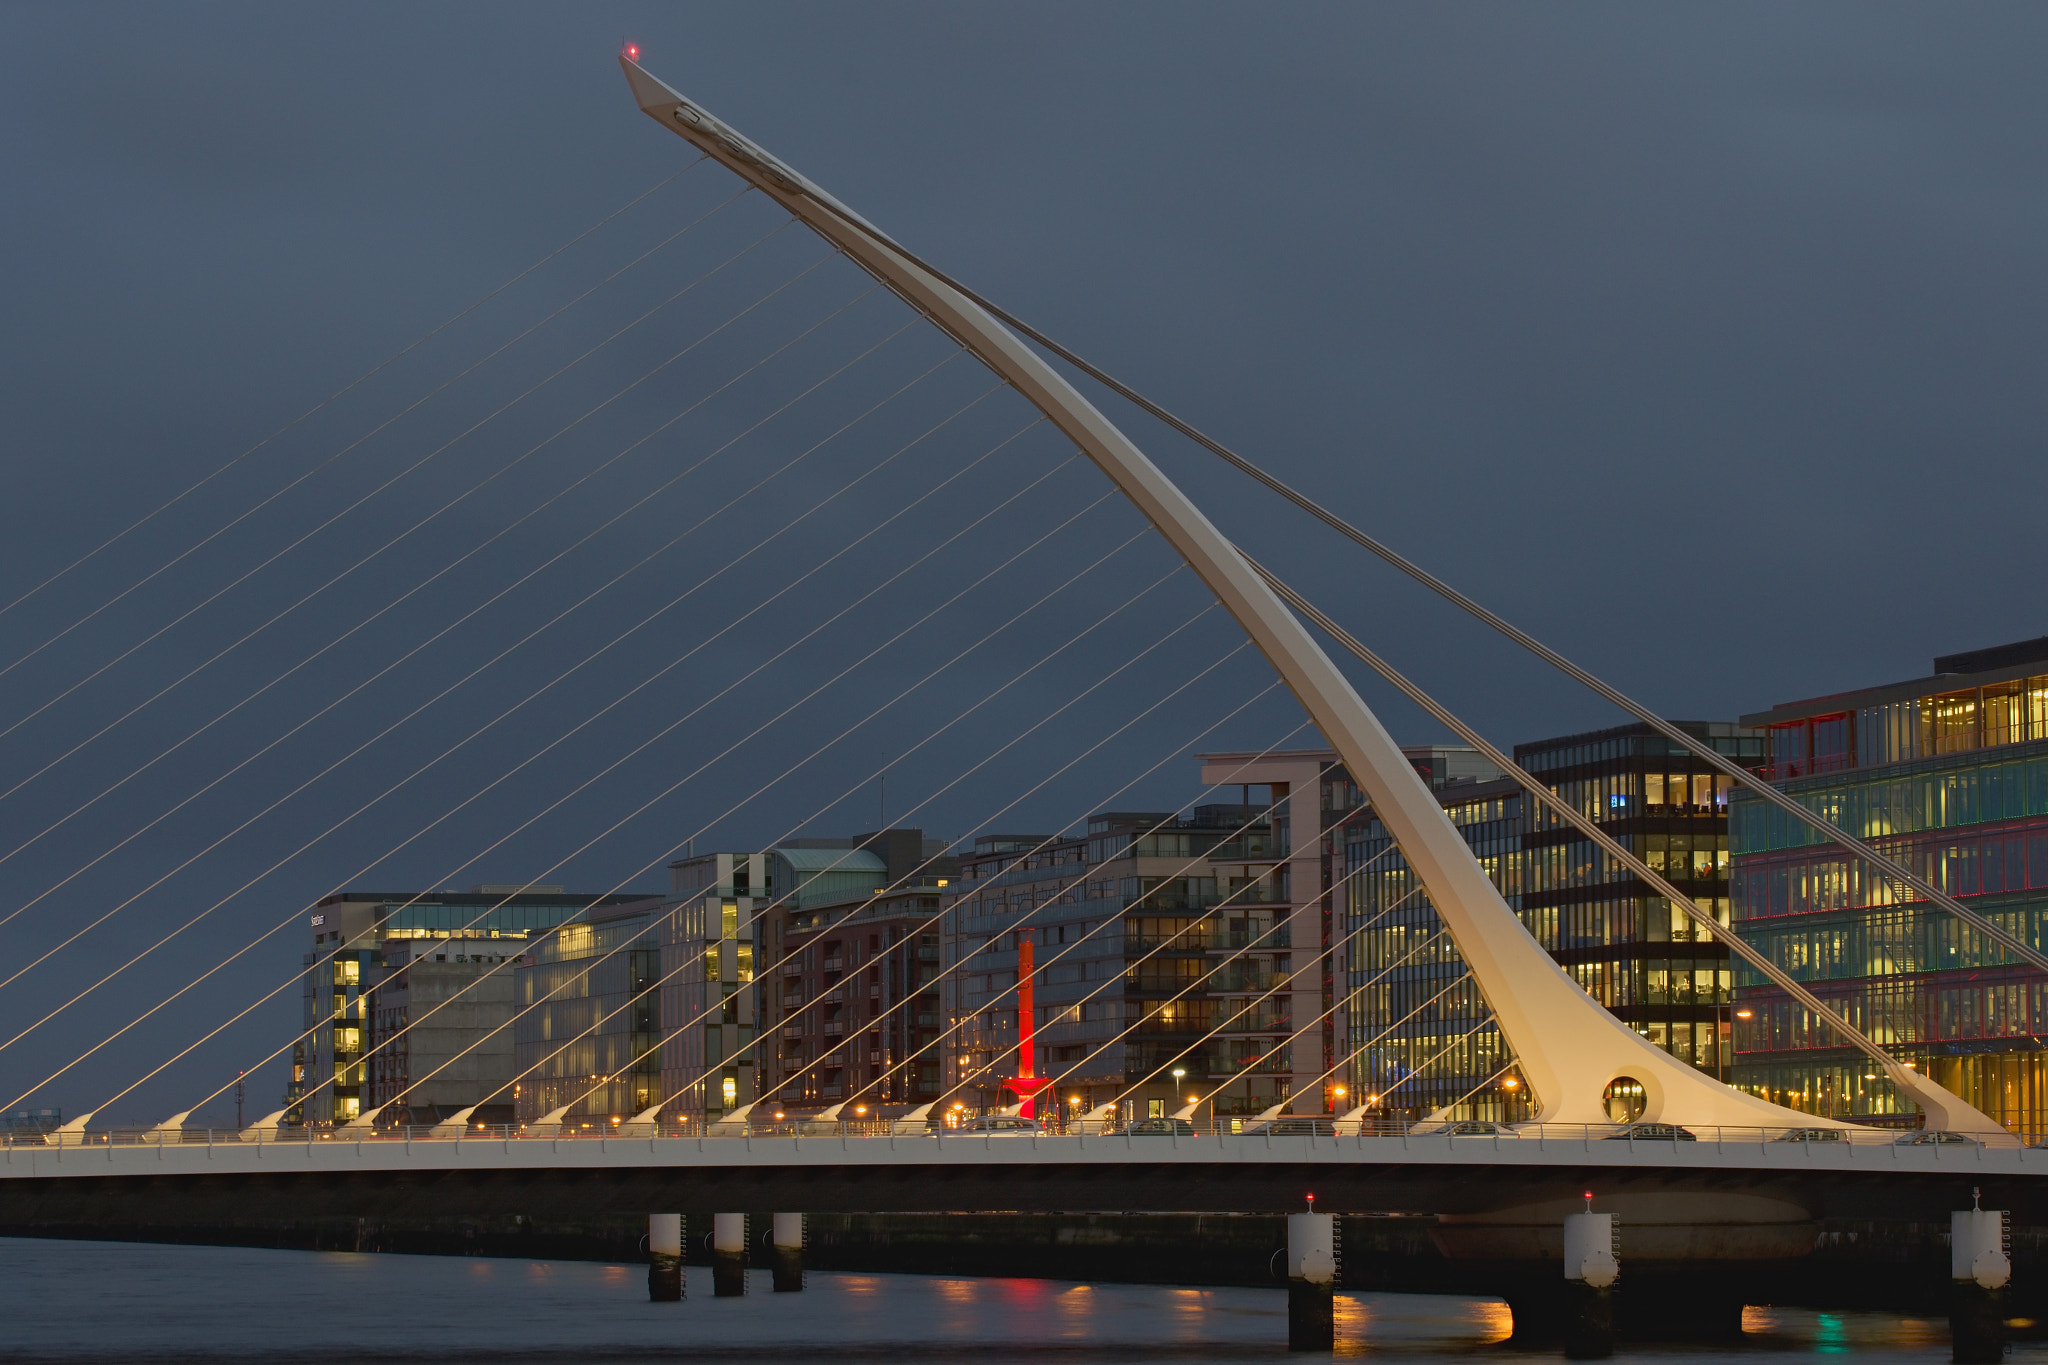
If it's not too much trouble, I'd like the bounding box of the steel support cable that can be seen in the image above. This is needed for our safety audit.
[1108,914,1449,1122]
[905,854,1408,1117]
[454,614,1255,1124]
[131,421,1066,1118]
[1189,940,1465,1118]
[195,675,1276,1136]
[1029,871,1421,1115]
[0,311,920,1026]
[1358,1015,1504,1118]
[1,381,1026,1070]
[0,174,743,699]
[0,218,807,775]
[548,709,1310,1124]
[40,471,1126,1112]
[265,519,1186,1121]
[1246,557,1925,1087]
[729,757,1318,1121]
[197,660,1277,1128]
[0,158,706,629]
[1433,1059,1525,1122]
[916,277,2048,976]
[0,285,904,937]
[765,759,1318,1119]
[0,300,927,967]
[0,227,817,809]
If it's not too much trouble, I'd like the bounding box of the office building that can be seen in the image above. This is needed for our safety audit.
[1732,637,2048,1132]
[289,885,646,1127]
[941,750,1351,1125]
[1343,723,1764,1122]
[761,830,954,1112]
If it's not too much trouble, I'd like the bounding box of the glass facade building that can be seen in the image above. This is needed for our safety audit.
[1343,723,1764,1122]
[1732,638,2048,1133]
[289,886,646,1128]
[511,898,666,1130]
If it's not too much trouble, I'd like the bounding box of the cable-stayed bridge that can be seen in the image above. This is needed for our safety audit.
[0,49,2041,1351]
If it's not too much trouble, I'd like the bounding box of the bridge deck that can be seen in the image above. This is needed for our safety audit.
[4,1128,2043,1224]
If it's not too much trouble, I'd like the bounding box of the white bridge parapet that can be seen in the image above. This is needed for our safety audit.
[2,1124,2038,1182]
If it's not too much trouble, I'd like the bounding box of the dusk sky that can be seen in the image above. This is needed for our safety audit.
[2,5,2043,1117]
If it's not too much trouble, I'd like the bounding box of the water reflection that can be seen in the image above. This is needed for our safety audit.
[0,1237,2029,1363]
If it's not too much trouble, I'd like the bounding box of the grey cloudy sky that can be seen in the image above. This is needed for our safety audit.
[1,4,2043,1116]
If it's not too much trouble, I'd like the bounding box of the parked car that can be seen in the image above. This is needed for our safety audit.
[954,1116,1044,1137]
[1240,1117,1336,1137]
[1893,1130,1980,1148]
[1123,1117,1197,1136]
[1772,1127,1847,1143]
[1601,1122,1697,1142]
[1443,1120,1520,1137]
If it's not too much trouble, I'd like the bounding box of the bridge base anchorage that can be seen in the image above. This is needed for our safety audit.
[1284,1212,1336,1351]
[713,1213,748,1298]
[771,1213,805,1293]
[1559,1209,1618,1359]
[647,1213,683,1302]
[1950,1204,2011,1364]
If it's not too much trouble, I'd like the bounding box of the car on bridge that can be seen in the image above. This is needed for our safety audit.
[1239,1117,1336,1137]
[1601,1122,1697,1142]
[954,1116,1045,1138]
[1122,1117,1197,1137]
[1772,1127,1847,1143]
[1893,1130,1981,1148]
[1440,1120,1522,1137]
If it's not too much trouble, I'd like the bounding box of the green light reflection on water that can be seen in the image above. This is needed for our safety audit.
[1813,1312,1849,1355]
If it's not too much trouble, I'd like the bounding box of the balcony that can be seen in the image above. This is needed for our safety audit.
[823,1020,846,1036]
[1124,933,1209,954]
[1207,968,1282,992]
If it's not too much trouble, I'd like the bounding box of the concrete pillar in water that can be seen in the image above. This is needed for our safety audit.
[1560,1207,1618,1359]
[713,1213,748,1297]
[1951,1195,2011,1365]
[647,1213,684,1302]
[771,1213,805,1292]
[1285,1210,1337,1351]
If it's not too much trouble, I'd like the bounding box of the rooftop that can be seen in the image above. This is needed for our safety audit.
[1741,635,2048,728]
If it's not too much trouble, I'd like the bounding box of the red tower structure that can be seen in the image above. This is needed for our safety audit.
[1002,936,1052,1120]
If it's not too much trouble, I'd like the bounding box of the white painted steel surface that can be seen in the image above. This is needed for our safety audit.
[4,1125,2040,1182]
[1563,1211,1619,1287]
[613,56,1816,1131]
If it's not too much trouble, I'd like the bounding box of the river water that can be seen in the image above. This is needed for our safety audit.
[0,1236,2021,1363]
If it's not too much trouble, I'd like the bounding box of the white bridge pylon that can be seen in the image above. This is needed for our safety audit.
[621,57,1842,1130]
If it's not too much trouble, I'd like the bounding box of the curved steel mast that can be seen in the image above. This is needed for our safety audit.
[617,54,1908,1128]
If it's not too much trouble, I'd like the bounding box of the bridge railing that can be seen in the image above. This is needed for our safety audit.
[8,1119,2035,1150]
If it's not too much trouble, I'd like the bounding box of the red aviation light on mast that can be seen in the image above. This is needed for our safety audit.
[623,43,641,61]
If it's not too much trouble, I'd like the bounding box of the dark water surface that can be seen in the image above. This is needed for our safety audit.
[0,1237,2019,1363]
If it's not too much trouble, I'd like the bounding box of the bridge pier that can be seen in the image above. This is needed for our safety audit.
[1559,1208,1617,1359]
[647,1213,683,1302]
[713,1213,747,1297]
[1950,1202,2010,1364]
[771,1212,805,1292]
[1284,1211,1336,1351]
